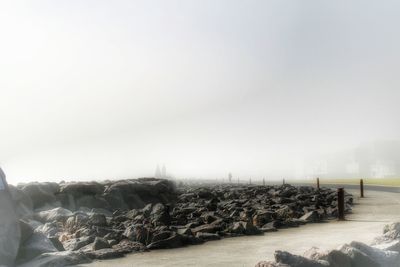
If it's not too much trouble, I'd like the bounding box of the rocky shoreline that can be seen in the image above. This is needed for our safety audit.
[256,222,400,267]
[6,178,352,266]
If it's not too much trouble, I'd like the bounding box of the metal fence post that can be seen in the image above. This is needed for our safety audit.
[317,177,320,190]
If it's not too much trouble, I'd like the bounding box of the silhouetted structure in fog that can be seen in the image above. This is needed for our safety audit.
[305,140,400,178]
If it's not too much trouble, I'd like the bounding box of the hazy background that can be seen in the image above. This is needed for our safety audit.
[1,0,400,184]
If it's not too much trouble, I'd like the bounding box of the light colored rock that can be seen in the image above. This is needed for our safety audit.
[300,211,319,222]
[350,241,400,267]
[18,232,58,263]
[274,250,329,267]
[372,239,400,252]
[16,251,91,267]
[34,222,59,237]
[303,247,329,261]
[34,207,73,223]
[338,244,380,267]
[255,261,290,267]
[0,168,21,266]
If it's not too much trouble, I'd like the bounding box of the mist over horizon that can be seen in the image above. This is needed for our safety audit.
[1,1,400,184]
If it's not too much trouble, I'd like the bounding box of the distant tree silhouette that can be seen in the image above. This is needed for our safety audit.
[155,165,161,178]
[162,164,166,178]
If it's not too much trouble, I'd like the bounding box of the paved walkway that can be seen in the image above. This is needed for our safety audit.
[81,188,400,267]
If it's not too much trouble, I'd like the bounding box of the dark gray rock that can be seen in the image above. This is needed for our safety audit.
[92,237,111,250]
[88,213,107,226]
[274,250,329,267]
[196,232,221,241]
[60,182,104,197]
[19,220,34,244]
[338,244,380,267]
[147,233,183,249]
[325,249,352,267]
[49,236,65,251]
[241,221,262,235]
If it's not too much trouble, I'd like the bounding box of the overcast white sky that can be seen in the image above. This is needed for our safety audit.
[1,0,400,184]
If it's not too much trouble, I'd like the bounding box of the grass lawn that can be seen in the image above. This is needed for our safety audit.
[287,178,400,187]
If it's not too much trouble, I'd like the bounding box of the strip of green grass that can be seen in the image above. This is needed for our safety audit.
[289,178,400,187]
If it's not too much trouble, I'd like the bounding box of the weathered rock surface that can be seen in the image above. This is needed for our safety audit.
[8,179,353,267]
[0,180,21,266]
[17,232,58,263]
[274,250,329,267]
[16,251,91,267]
[257,222,400,267]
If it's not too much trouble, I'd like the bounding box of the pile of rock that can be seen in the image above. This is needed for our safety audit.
[256,222,400,267]
[8,180,351,266]
[10,178,176,267]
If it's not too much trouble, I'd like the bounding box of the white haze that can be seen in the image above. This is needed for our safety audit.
[1,0,400,184]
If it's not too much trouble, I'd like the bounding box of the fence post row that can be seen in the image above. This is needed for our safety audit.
[337,187,345,221]
[360,179,364,198]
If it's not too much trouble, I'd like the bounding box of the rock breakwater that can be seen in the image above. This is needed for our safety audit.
[6,179,352,266]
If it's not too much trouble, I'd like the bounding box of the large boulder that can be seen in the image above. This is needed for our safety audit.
[59,182,104,197]
[16,251,91,267]
[92,237,111,250]
[325,249,352,267]
[373,239,400,252]
[76,195,110,210]
[274,250,329,267]
[349,241,400,267]
[338,244,380,267]
[19,182,59,209]
[17,232,58,263]
[0,170,21,267]
[84,248,124,260]
[104,178,176,210]
[9,185,34,219]
[19,220,34,244]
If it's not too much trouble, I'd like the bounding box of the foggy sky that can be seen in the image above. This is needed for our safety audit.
[1,0,400,184]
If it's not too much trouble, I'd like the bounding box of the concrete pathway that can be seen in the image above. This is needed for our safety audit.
[81,189,400,267]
